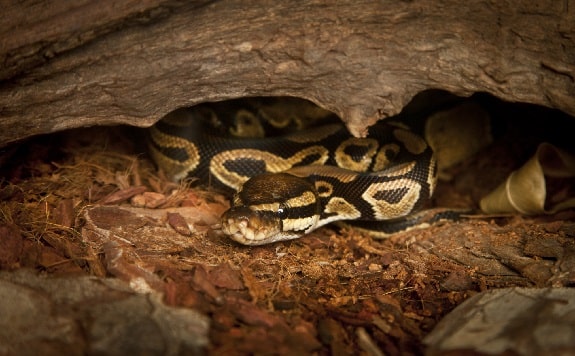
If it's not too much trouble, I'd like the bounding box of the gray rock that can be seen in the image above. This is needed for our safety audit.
[424,287,575,356]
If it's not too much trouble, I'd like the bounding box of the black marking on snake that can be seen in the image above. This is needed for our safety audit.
[381,147,398,161]
[148,138,190,162]
[151,120,181,136]
[372,188,410,204]
[223,158,267,177]
[154,108,236,140]
[343,145,371,162]
[238,173,317,204]
[283,204,319,220]
[152,117,199,139]
[298,153,325,166]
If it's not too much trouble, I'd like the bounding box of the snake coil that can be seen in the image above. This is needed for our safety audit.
[148,99,440,245]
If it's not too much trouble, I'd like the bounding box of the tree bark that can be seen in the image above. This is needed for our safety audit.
[1,0,574,147]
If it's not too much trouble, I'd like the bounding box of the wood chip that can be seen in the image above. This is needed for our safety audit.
[0,224,23,269]
[209,263,244,290]
[99,186,148,205]
[53,198,75,228]
[167,212,191,236]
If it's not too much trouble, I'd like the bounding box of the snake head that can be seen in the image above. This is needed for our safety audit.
[221,172,321,245]
[221,206,285,245]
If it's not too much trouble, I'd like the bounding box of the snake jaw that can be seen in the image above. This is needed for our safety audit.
[221,206,287,245]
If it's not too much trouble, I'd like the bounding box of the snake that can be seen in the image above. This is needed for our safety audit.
[148,98,446,245]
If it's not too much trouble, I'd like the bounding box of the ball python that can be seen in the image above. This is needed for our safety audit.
[148,98,450,245]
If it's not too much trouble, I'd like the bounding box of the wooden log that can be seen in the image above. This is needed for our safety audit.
[1,0,573,147]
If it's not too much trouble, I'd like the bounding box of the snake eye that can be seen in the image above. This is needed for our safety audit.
[277,204,288,219]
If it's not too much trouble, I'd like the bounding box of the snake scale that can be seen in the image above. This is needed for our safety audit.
[148,97,450,245]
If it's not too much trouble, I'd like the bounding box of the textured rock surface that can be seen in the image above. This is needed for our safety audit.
[1,0,574,146]
[424,288,575,356]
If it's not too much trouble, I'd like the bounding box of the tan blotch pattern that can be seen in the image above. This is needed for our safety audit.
[335,137,379,172]
[211,146,329,190]
[322,197,361,223]
[314,180,334,198]
[148,128,200,181]
[230,110,265,138]
[285,191,317,209]
[373,143,400,171]
[362,178,421,219]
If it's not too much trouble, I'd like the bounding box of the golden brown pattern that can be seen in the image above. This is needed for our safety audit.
[148,98,438,245]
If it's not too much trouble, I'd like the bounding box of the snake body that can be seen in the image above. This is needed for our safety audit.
[148,98,438,245]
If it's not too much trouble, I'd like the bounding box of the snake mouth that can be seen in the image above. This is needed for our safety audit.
[221,206,283,245]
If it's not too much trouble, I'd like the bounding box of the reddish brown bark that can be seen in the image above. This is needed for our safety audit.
[1,0,573,146]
